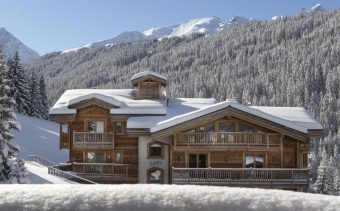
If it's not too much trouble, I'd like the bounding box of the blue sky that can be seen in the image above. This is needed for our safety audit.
[0,0,339,55]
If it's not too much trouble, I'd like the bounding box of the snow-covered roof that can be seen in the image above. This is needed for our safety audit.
[146,99,322,134]
[130,71,167,82]
[49,89,166,115]
[50,89,322,135]
[127,98,217,129]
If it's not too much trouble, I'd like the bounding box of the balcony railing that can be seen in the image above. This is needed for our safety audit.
[175,132,280,148]
[72,162,138,178]
[73,132,114,149]
[172,167,308,187]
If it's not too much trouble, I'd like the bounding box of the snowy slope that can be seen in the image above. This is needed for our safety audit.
[12,113,68,163]
[0,27,40,62]
[309,3,326,12]
[26,161,74,184]
[83,31,147,48]
[0,184,339,210]
[62,16,251,53]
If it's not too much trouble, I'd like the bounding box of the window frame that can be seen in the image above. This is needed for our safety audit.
[244,153,266,168]
[147,141,164,159]
[147,167,164,184]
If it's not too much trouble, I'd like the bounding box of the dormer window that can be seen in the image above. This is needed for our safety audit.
[130,71,167,100]
[115,122,125,134]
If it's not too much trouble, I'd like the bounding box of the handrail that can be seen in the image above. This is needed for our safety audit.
[28,155,56,167]
[48,165,97,184]
[172,167,309,186]
[176,132,281,147]
[73,132,114,149]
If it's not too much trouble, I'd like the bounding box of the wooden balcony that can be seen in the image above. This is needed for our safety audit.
[73,132,114,149]
[72,162,138,183]
[172,167,308,187]
[175,132,281,151]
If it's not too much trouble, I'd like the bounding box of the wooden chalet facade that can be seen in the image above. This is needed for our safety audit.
[49,71,322,191]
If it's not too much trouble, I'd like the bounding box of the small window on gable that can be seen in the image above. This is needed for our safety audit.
[199,123,214,133]
[239,123,253,133]
[115,122,125,134]
[148,142,163,158]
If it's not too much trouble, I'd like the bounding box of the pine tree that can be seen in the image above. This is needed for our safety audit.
[7,51,30,115]
[38,75,49,119]
[28,71,40,117]
[0,48,28,183]
[314,149,328,193]
[334,168,340,196]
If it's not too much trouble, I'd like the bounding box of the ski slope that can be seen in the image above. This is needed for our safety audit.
[12,113,68,163]
[26,161,74,184]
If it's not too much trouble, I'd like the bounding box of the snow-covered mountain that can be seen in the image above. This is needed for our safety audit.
[0,27,40,62]
[84,31,147,48]
[309,3,325,12]
[62,16,251,53]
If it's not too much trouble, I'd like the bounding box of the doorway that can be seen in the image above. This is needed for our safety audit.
[189,154,207,168]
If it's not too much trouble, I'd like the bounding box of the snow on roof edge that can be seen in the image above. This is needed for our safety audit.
[130,71,167,81]
[150,101,318,134]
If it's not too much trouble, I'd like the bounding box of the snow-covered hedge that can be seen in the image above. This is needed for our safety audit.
[0,184,339,211]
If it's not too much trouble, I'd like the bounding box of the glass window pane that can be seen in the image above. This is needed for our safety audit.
[115,152,122,163]
[246,155,254,168]
[200,123,214,133]
[149,170,162,184]
[219,122,235,132]
[86,152,96,162]
[96,122,104,133]
[189,154,197,168]
[240,123,253,132]
[88,121,96,132]
[116,122,124,134]
[255,155,264,168]
[150,144,162,157]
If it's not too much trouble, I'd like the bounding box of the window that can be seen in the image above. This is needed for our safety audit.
[147,167,163,184]
[239,123,253,133]
[218,122,235,132]
[246,154,264,168]
[86,151,105,163]
[114,152,122,163]
[115,122,124,134]
[199,123,214,133]
[148,142,163,159]
[87,121,104,133]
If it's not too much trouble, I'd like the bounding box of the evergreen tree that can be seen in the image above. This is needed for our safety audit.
[334,168,340,196]
[7,51,30,115]
[0,48,28,183]
[314,149,329,194]
[28,71,40,117]
[38,75,49,119]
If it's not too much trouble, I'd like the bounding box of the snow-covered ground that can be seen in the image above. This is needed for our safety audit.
[12,113,68,163]
[0,184,339,210]
[25,161,74,184]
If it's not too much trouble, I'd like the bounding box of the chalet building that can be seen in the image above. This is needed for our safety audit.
[49,71,323,191]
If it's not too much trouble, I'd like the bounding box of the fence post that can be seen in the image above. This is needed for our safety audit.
[250,167,253,187]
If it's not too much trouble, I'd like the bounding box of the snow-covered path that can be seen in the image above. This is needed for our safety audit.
[25,161,75,184]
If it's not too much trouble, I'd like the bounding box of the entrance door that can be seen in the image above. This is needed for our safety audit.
[189,154,207,168]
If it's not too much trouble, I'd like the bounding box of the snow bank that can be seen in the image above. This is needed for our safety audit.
[0,184,339,211]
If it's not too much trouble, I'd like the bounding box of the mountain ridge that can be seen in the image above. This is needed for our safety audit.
[0,27,40,62]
